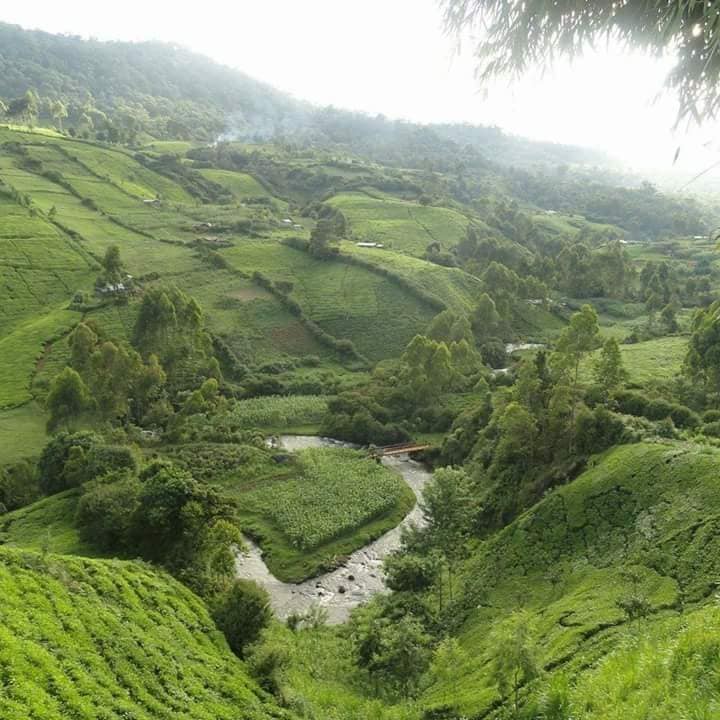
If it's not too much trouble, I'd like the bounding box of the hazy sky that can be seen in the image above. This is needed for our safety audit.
[2,0,718,178]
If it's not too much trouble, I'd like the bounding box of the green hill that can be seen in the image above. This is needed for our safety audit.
[422,441,720,716]
[0,547,289,719]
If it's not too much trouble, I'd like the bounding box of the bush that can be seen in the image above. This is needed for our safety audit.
[0,461,40,513]
[614,390,648,417]
[644,398,675,421]
[37,431,101,495]
[75,474,142,551]
[702,420,720,438]
[576,406,627,456]
[212,580,272,657]
[480,339,508,369]
[669,404,700,429]
[703,410,720,423]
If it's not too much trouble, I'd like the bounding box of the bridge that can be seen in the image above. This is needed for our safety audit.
[370,442,430,458]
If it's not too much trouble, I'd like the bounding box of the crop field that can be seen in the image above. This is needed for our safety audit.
[342,241,482,312]
[229,394,328,429]
[580,334,688,385]
[170,266,333,361]
[0,547,284,719]
[236,447,415,581]
[221,241,438,360]
[328,191,469,256]
[198,168,273,201]
[244,448,409,549]
[0,306,80,408]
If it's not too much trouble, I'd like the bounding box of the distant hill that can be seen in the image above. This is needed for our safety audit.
[0,22,620,171]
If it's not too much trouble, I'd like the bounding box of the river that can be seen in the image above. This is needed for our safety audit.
[234,435,431,624]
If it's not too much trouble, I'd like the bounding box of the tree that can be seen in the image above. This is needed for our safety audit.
[473,292,501,341]
[421,467,473,603]
[49,99,68,131]
[212,579,272,657]
[351,609,432,697]
[489,610,539,718]
[593,337,628,397]
[442,0,720,122]
[37,431,101,495]
[553,304,599,444]
[46,367,94,431]
[308,219,339,259]
[101,244,123,283]
[684,299,720,393]
[68,322,98,374]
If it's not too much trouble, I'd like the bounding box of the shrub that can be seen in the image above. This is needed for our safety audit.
[0,461,40,513]
[212,580,272,657]
[576,406,627,456]
[703,410,720,423]
[644,398,675,421]
[669,404,700,429]
[702,420,720,438]
[75,474,142,551]
[614,390,648,417]
[37,431,101,495]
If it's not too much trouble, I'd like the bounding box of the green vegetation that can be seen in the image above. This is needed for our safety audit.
[328,191,469,256]
[0,547,287,719]
[230,395,328,430]
[2,23,720,720]
[236,447,415,581]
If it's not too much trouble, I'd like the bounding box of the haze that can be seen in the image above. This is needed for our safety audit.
[3,0,718,180]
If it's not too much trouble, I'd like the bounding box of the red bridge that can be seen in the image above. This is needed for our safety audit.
[370,442,430,457]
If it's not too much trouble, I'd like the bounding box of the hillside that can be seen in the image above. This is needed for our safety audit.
[0,547,289,719]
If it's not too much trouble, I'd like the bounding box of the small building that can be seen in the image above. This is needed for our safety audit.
[97,282,127,295]
[143,198,161,207]
[282,218,293,225]
[356,242,384,249]
[193,222,214,232]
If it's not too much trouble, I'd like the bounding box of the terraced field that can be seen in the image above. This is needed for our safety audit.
[423,441,720,717]
[221,240,439,360]
[328,191,469,256]
[0,547,286,719]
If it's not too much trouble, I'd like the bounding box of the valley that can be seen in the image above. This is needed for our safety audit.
[1,18,720,720]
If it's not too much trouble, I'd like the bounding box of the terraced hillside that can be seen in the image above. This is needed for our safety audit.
[328,191,470,256]
[422,441,720,717]
[0,547,289,719]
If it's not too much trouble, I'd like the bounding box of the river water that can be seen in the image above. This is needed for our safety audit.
[234,435,431,624]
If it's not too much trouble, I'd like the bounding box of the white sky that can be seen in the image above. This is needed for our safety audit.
[2,0,719,180]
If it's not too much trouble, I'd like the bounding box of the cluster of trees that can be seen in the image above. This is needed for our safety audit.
[322,314,485,444]
[46,270,223,432]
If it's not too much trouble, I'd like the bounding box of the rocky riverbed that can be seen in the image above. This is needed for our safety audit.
[234,435,431,624]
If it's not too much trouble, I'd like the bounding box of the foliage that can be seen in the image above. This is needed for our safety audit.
[0,547,287,719]
[212,579,272,657]
[242,448,409,550]
[442,0,720,122]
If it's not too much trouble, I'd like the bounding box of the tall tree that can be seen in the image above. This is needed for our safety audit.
[593,337,629,397]
[46,367,94,431]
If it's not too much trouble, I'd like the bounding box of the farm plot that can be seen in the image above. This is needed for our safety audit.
[198,169,273,201]
[221,241,438,361]
[236,447,415,581]
[229,395,328,429]
[328,191,469,256]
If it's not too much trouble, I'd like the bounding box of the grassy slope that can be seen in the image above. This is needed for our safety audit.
[0,547,289,720]
[328,191,469,257]
[422,441,720,716]
[220,241,438,361]
[581,335,688,385]
[0,403,48,464]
